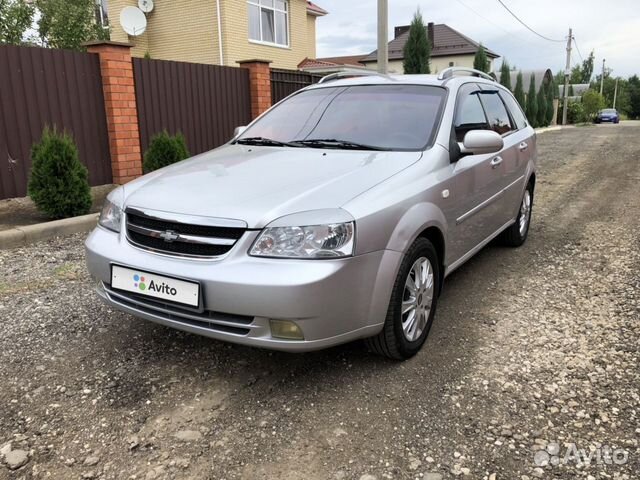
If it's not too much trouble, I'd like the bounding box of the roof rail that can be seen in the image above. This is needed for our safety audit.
[437,67,496,82]
[317,69,389,84]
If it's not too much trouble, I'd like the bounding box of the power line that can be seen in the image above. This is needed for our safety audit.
[494,0,565,43]
[453,0,528,45]
[572,38,584,62]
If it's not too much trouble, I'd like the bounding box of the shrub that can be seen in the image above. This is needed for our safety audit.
[567,101,586,124]
[28,127,91,219]
[143,130,190,173]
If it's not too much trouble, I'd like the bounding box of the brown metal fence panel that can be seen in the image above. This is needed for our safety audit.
[271,69,324,104]
[133,58,252,156]
[0,44,112,200]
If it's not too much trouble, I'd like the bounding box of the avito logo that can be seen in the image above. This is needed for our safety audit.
[133,274,178,296]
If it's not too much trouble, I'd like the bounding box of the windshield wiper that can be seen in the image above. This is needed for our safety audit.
[292,138,390,151]
[236,137,301,147]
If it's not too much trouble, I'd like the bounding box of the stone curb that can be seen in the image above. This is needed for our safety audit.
[0,213,99,250]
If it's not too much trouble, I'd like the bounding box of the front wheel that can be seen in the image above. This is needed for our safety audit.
[500,182,533,247]
[365,237,440,360]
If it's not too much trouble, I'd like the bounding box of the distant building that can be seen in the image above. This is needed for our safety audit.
[558,83,590,100]
[360,23,500,74]
[499,68,553,92]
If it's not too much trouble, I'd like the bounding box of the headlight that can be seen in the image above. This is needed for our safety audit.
[98,199,123,233]
[250,222,355,259]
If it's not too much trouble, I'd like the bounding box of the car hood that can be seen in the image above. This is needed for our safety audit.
[123,144,422,228]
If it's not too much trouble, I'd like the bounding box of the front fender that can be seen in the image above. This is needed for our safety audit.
[384,202,448,255]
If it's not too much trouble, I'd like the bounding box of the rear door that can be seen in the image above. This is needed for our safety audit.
[476,86,522,226]
[496,87,532,221]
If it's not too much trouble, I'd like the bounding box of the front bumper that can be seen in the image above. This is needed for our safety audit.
[85,226,401,351]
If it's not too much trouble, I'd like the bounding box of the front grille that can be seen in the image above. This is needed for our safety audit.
[126,210,246,258]
[105,284,253,336]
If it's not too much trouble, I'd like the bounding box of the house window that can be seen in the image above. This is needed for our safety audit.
[248,0,289,47]
[95,0,109,28]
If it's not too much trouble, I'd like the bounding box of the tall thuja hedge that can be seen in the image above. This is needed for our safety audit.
[143,130,190,173]
[473,43,489,73]
[537,84,548,127]
[545,78,556,125]
[526,73,538,127]
[499,60,512,90]
[514,71,525,110]
[28,127,91,219]
[403,9,431,74]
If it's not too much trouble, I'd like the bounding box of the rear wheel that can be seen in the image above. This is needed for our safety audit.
[365,237,440,360]
[500,181,533,247]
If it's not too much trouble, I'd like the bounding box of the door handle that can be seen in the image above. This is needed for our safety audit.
[519,142,528,152]
[490,156,503,169]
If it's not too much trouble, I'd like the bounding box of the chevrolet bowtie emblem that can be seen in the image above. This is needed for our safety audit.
[159,230,179,243]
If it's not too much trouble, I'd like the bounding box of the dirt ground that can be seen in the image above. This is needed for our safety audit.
[0,185,115,232]
[0,124,638,480]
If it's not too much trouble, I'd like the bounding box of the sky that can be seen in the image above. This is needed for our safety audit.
[314,0,640,78]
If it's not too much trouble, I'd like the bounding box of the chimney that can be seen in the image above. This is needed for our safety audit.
[394,25,411,39]
[428,22,434,46]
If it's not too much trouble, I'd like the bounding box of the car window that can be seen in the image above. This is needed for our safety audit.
[478,92,513,135]
[499,90,528,129]
[454,84,488,142]
[238,85,447,151]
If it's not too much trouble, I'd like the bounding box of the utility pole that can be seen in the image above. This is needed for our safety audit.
[562,28,572,126]
[377,0,388,74]
[613,78,619,108]
[600,58,606,94]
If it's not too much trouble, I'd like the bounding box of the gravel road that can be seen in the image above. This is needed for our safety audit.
[1,124,638,480]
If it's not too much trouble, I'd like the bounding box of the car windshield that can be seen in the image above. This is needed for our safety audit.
[602,109,617,114]
[236,85,447,151]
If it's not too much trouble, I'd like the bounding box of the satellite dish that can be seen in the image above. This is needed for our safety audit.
[138,0,154,14]
[120,6,147,36]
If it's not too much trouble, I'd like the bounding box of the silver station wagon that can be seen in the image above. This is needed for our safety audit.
[86,67,537,360]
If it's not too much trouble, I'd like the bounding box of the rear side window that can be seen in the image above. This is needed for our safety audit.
[499,90,528,129]
[478,92,513,135]
[454,84,488,142]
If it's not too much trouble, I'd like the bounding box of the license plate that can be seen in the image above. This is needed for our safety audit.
[111,265,200,307]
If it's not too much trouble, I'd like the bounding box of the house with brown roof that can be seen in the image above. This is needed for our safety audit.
[360,23,499,74]
[104,0,327,70]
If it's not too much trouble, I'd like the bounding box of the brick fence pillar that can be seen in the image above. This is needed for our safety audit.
[237,59,272,119]
[85,41,142,184]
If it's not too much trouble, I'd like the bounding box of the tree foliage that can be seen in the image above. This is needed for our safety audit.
[514,71,525,110]
[526,73,537,127]
[499,60,512,90]
[581,89,605,120]
[537,84,547,127]
[403,9,431,74]
[570,50,595,84]
[0,0,34,45]
[28,127,92,219]
[37,0,109,50]
[545,78,556,125]
[473,43,489,73]
[143,131,190,173]
[628,75,640,119]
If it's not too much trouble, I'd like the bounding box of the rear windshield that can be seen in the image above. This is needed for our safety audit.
[237,85,447,151]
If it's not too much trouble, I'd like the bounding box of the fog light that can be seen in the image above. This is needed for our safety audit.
[269,319,304,340]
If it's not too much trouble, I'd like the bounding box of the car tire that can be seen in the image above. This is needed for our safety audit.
[500,181,534,247]
[365,237,440,360]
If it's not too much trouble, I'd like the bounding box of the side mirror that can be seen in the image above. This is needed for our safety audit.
[233,126,247,138]
[460,130,503,156]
